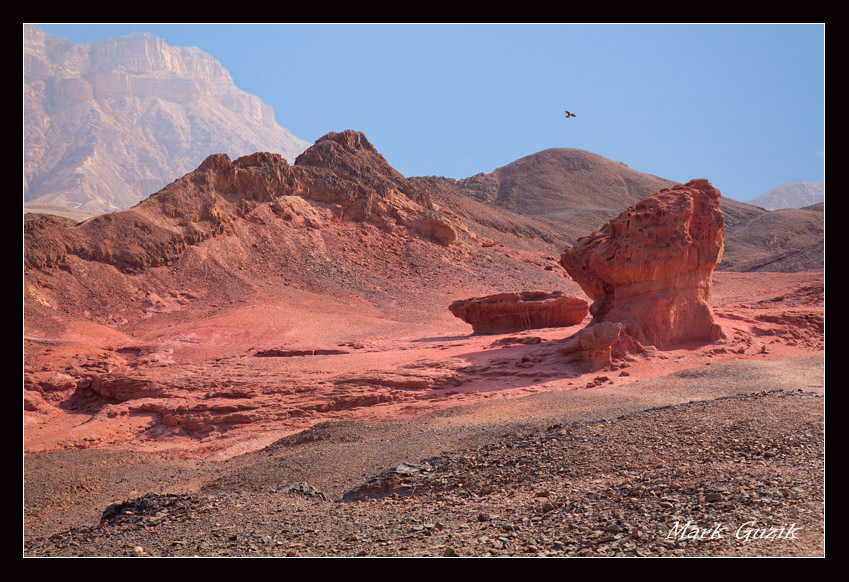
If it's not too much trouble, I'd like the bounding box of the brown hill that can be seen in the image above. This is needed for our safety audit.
[24,24,309,214]
[719,202,824,272]
[431,148,822,272]
[450,148,675,239]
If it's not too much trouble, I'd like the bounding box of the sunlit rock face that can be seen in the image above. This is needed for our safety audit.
[24,24,309,213]
[560,179,725,349]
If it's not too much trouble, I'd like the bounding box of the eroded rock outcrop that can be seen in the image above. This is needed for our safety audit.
[449,291,588,334]
[560,179,725,350]
[24,130,460,273]
[295,131,458,244]
[559,322,623,372]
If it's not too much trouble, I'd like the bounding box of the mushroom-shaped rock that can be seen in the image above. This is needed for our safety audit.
[560,179,725,349]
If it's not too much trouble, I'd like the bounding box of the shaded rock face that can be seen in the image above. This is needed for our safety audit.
[560,179,725,349]
[294,131,456,241]
[449,291,588,335]
[295,131,409,196]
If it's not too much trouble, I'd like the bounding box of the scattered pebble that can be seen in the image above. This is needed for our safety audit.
[24,391,823,557]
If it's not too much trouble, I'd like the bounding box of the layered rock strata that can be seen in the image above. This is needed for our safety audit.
[560,179,725,351]
[449,291,588,334]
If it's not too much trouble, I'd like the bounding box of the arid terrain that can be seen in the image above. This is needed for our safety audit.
[23,131,824,557]
[24,24,308,213]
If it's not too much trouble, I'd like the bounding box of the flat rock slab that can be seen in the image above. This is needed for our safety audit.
[449,291,588,335]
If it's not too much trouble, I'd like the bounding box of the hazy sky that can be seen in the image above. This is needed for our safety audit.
[33,23,825,202]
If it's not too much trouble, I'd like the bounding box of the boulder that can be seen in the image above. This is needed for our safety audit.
[559,322,624,371]
[449,291,588,334]
[560,179,725,349]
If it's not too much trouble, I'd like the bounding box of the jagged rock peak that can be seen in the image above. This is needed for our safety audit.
[235,151,291,168]
[295,130,387,171]
[317,130,380,154]
[295,130,431,209]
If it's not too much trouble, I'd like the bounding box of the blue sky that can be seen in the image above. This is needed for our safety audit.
[33,23,824,202]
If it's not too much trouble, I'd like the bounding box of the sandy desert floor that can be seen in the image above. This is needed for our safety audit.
[23,271,824,557]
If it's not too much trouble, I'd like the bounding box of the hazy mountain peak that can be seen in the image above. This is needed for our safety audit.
[24,24,309,214]
[746,180,825,211]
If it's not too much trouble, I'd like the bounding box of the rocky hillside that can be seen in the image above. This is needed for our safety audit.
[428,148,821,268]
[719,203,824,272]
[447,148,676,241]
[24,130,578,337]
[419,149,822,273]
[24,24,309,214]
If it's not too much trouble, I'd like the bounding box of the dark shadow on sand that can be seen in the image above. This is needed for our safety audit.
[411,334,473,343]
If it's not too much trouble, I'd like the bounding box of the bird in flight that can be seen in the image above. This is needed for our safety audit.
[564,110,576,118]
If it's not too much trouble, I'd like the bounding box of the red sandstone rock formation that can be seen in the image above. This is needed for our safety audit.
[559,322,623,372]
[23,131,460,274]
[449,291,588,335]
[560,179,725,350]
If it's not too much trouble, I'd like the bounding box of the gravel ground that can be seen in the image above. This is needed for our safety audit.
[25,387,824,557]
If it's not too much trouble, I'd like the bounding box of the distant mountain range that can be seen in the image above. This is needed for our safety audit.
[24,24,310,215]
[746,181,825,211]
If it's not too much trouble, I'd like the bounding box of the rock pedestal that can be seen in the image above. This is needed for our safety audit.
[560,179,725,350]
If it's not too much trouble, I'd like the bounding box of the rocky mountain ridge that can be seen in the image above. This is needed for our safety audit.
[24,24,309,213]
[24,131,465,276]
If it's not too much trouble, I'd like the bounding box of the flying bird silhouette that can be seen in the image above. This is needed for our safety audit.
[564,110,576,118]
